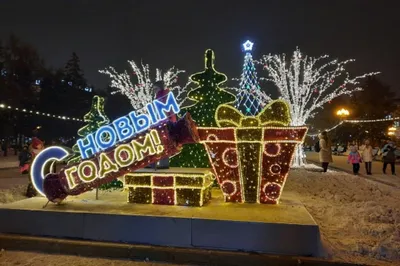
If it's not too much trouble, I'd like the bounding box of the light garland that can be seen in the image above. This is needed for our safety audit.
[0,103,83,122]
[307,116,400,137]
[170,49,237,168]
[124,170,214,207]
[198,100,307,204]
[257,47,379,166]
[99,61,191,113]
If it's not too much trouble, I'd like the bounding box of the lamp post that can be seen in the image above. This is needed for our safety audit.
[388,126,396,137]
[336,108,350,120]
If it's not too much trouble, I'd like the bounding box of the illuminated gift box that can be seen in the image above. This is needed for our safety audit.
[124,168,214,207]
[198,100,307,204]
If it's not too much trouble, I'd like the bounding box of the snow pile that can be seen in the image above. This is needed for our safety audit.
[0,185,26,204]
[286,167,400,265]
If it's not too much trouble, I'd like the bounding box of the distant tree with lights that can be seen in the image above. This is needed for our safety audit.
[233,40,264,116]
[99,61,190,113]
[258,48,379,166]
[170,49,236,168]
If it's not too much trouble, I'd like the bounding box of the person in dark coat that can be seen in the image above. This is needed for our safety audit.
[153,80,177,122]
[18,144,32,174]
[145,80,175,170]
[26,137,44,197]
[382,141,396,175]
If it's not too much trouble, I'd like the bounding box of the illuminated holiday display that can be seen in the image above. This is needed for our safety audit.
[233,40,263,116]
[124,170,213,206]
[258,47,379,166]
[30,93,200,203]
[199,100,307,204]
[170,49,236,168]
[68,96,110,164]
[99,60,190,113]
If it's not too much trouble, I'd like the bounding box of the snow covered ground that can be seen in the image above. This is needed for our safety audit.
[0,185,25,204]
[0,250,182,266]
[1,166,400,265]
[285,165,400,265]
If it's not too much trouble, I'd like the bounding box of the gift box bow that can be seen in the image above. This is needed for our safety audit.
[215,100,291,128]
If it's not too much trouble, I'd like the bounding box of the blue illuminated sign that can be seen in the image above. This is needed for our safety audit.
[77,92,180,159]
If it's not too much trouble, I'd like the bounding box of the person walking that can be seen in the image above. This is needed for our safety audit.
[2,139,8,157]
[348,145,362,175]
[382,141,396,175]
[361,140,373,175]
[318,131,333,172]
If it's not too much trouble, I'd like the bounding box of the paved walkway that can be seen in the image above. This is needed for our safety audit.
[0,168,27,189]
[306,152,400,188]
[0,155,19,169]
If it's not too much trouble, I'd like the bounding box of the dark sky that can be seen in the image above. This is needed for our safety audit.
[1,0,399,92]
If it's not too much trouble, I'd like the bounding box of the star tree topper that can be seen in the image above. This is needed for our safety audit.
[242,40,254,52]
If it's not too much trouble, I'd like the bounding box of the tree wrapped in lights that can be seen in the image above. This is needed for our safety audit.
[233,40,264,116]
[258,47,379,166]
[99,61,190,113]
[170,49,236,168]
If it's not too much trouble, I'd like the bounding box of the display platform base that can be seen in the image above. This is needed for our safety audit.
[0,189,322,257]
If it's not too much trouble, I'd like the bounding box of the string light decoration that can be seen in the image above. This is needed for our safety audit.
[170,49,236,168]
[232,40,263,116]
[0,103,83,122]
[124,170,213,207]
[68,96,110,164]
[99,61,190,113]
[257,47,379,166]
[308,116,400,137]
[198,100,307,204]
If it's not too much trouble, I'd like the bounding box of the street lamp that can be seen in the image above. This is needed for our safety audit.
[388,126,396,136]
[336,108,350,119]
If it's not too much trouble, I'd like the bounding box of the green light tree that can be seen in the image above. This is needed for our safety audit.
[68,95,110,165]
[170,49,236,168]
[68,96,123,190]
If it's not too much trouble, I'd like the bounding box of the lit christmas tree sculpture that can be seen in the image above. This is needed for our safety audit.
[68,95,110,165]
[68,96,123,190]
[234,40,263,116]
[170,49,236,168]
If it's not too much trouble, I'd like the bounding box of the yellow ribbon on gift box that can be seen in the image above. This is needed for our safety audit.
[215,99,291,128]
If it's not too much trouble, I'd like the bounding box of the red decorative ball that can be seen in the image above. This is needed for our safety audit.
[264,183,281,200]
[221,181,236,196]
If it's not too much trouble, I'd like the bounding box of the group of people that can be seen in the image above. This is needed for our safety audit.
[318,132,397,175]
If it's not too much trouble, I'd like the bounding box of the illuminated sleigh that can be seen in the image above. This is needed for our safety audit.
[198,100,307,204]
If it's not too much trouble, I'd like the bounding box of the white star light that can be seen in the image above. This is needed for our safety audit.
[242,40,254,51]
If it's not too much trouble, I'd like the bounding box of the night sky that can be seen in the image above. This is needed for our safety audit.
[1,0,399,92]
